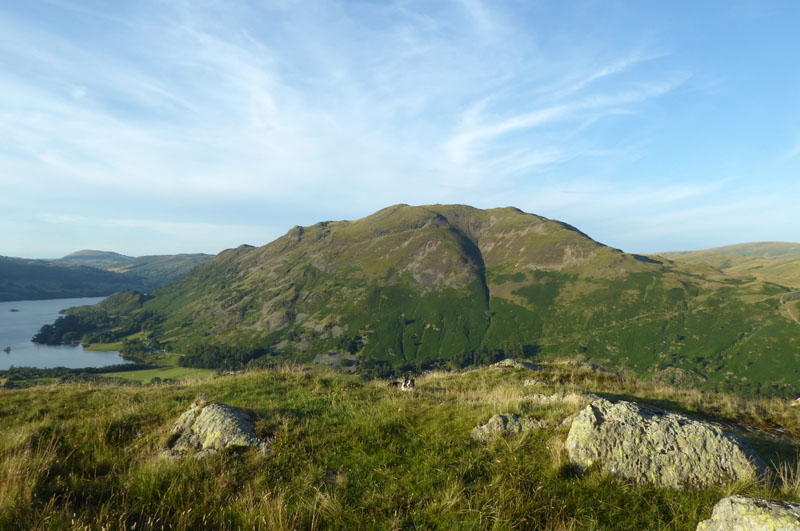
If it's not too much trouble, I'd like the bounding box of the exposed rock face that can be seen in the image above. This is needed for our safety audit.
[565,399,764,488]
[491,359,540,371]
[471,413,543,441]
[696,495,800,530]
[162,398,270,458]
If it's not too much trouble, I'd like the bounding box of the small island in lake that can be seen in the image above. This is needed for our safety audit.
[9,308,19,312]
[3,347,10,353]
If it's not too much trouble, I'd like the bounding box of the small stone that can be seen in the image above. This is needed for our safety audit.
[471,413,543,441]
[696,495,800,530]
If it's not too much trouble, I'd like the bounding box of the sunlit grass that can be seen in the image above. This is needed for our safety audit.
[0,363,798,529]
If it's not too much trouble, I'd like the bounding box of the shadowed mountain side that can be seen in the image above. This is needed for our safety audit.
[0,256,142,301]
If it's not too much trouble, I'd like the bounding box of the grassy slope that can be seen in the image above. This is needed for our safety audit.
[1,364,799,529]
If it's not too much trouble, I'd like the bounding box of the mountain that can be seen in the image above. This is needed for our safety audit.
[0,256,142,301]
[47,205,800,395]
[57,250,134,268]
[656,242,800,290]
[0,251,214,302]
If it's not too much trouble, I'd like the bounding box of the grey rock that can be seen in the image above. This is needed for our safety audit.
[526,392,599,406]
[566,399,764,488]
[491,358,540,371]
[471,413,543,441]
[162,398,269,459]
[696,495,800,530]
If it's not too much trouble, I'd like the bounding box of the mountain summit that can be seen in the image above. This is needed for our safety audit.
[55,205,800,394]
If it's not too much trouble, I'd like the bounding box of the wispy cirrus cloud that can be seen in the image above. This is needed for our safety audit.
[3,0,795,256]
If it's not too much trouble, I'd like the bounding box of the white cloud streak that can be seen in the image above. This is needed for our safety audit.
[1,0,746,256]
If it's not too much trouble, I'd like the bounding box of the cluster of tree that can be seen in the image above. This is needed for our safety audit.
[447,346,509,370]
[336,335,363,354]
[178,343,270,370]
[32,306,163,347]
[32,311,112,345]
[120,336,163,362]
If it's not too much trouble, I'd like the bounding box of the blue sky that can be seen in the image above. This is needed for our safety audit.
[1,0,799,258]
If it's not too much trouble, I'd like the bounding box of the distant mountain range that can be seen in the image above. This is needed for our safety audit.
[0,250,212,302]
[44,204,800,395]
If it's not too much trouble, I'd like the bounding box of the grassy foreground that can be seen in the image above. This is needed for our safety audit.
[2,364,799,530]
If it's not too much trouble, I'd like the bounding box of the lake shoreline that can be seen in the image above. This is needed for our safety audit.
[0,296,129,370]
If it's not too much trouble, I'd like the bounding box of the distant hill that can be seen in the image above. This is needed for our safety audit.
[57,250,134,268]
[656,242,800,290]
[103,253,213,290]
[0,251,214,302]
[0,256,141,302]
[662,242,800,260]
[44,205,800,395]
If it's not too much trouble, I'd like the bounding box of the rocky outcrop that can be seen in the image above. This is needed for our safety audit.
[565,399,764,488]
[526,392,599,406]
[162,398,270,459]
[471,414,544,441]
[491,359,540,371]
[696,495,800,530]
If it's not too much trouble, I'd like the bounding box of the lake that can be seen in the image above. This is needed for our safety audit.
[0,297,130,370]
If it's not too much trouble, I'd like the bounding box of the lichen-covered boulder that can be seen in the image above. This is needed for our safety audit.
[162,398,270,458]
[565,399,764,488]
[696,495,800,530]
[471,413,543,441]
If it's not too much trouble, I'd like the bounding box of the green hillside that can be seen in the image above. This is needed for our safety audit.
[0,256,142,302]
[39,205,800,395]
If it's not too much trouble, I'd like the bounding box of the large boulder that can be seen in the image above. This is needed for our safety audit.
[697,495,800,530]
[565,399,764,488]
[162,398,270,458]
[471,413,543,441]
